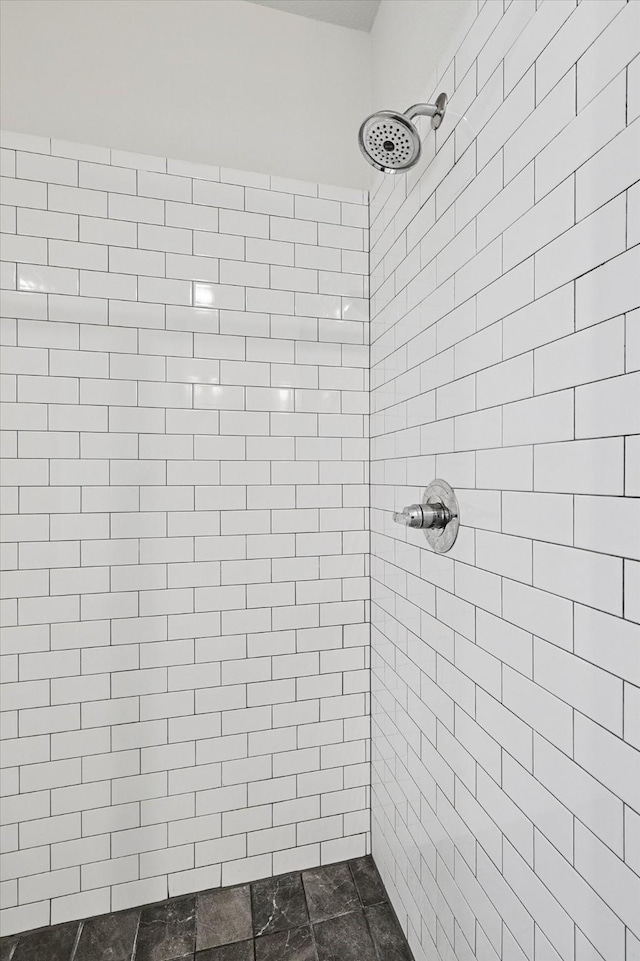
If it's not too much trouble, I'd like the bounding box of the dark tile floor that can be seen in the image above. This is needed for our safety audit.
[0,857,413,961]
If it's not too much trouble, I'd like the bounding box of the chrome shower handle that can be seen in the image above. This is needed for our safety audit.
[391,479,460,554]
[392,502,451,530]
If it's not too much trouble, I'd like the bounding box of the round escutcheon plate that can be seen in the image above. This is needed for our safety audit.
[422,479,460,553]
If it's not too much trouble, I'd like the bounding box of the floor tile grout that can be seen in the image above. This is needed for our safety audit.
[0,856,413,961]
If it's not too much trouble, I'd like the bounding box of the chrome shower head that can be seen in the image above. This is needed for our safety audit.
[358,93,447,173]
[359,111,421,173]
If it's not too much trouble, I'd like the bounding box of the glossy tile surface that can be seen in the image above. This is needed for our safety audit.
[365,904,413,961]
[0,940,18,961]
[196,887,252,951]
[11,922,78,961]
[253,926,315,961]
[135,897,196,961]
[313,912,376,961]
[251,873,308,936]
[349,856,387,907]
[301,863,360,922]
[368,3,640,960]
[75,911,140,961]
[0,133,369,937]
[0,857,410,961]
[195,942,254,961]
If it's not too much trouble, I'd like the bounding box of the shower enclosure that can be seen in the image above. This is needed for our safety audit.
[1,1,639,960]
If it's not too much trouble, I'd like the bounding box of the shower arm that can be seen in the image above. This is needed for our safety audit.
[404,103,438,120]
[404,93,448,130]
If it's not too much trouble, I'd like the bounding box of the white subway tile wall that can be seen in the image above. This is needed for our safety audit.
[369,1,640,961]
[2,0,640,953]
[0,135,370,934]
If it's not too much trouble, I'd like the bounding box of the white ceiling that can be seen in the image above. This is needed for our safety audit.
[248,0,382,32]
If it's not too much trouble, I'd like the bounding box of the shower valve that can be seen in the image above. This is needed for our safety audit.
[392,502,451,530]
[392,479,460,554]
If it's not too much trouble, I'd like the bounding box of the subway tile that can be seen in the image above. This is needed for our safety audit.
[576,372,640,439]
[576,119,640,221]
[49,184,107,217]
[17,263,78,295]
[503,841,574,960]
[456,0,503,81]
[575,494,640,561]
[247,187,293,217]
[0,288,47,319]
[477,67,536,172]
[80,269,136,300]
[505,68,576,184]
[80,215,136,247]
[1,1,636,935]
[574,822,640,950]
[575,711,640,821]
[1,175,47,209]
[110,148,165,172]
[108,245,164,277]
[1,233,48,264]
[503,175,573,274]
[79,161,136,194]
[476,689,533,772]
[502,578,572,651]
[477,353,533,410]
[535,0,625,103]
[534,314,624,395]
[534,437,624,496]
[535,74,626,201]
[13,209,74,244]
[0,146,16,178]
[502,283,574,359]
[503,390,574,447]
[575,246,640,331]
[138,170,191,202]
[193,179,244,209]
[475,257,532,331]
[536,636,623,737]
[49,239,108,271]
[574,606,640,691]
[534,541,622,616]
[108,192,164,224]
[534,195,626,298]
[577,1,639,111]
[1,131,51,154]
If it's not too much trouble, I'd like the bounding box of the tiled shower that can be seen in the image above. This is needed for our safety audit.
[1,1,639,960]
[0,145,371,928]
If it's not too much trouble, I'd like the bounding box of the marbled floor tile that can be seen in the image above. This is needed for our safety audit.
[75,909,140,961]
[196,886,252,951]
[0,937,18,961]
[251,873,308,937]
[365,903,413,961]
[135,896,196,961]
[349,857,386,907]
[313,911,377,961]
[302,863,360,922]
[2,857,413,961]
[254,925,318,961]
[195,939,255,961]
[0,935,18,961]
[12,922,79,961]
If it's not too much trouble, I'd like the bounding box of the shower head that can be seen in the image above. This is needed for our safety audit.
[358,93,447,173]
